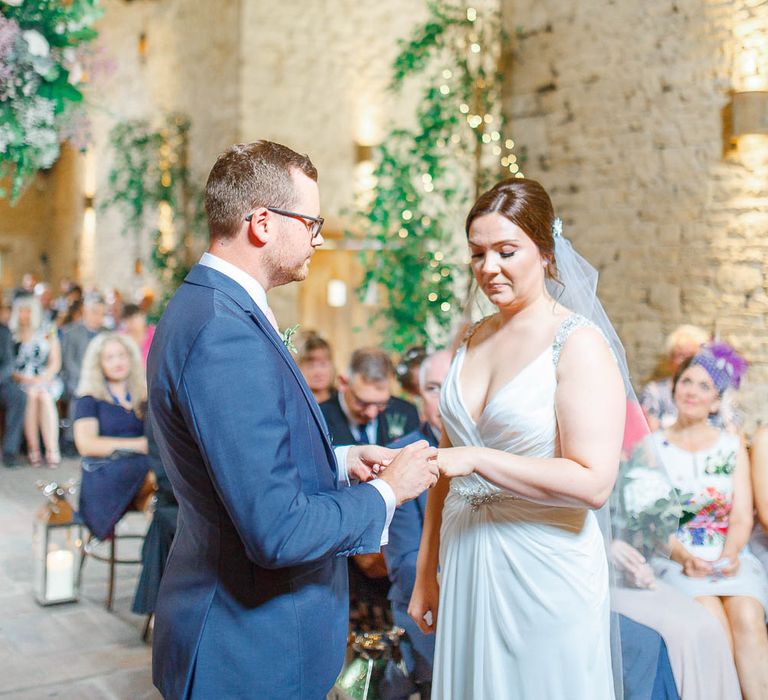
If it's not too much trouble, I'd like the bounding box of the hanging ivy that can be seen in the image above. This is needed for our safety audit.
[101,113,205,317]
[355,0,525,353]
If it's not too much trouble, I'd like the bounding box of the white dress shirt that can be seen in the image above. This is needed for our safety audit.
[198,252,396,544]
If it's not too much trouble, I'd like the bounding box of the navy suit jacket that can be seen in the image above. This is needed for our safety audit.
[320,393,420,447]
[383,424,439,608]
[148,264,387,700]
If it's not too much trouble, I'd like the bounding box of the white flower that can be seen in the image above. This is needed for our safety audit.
[22,29,49,58]
[1,0,24,6]
[623,466,672,515]
[67,62,82,85]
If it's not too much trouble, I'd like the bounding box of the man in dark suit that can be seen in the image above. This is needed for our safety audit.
[320,348,421,630]
[381,350,452,700]
[0,322,26,466]
[60,295,106,453]
[320,348,420,448]
[148,141,438,700]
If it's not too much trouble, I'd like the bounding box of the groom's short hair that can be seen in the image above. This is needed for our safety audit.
[205,141,317,241]
[347,348,393,384]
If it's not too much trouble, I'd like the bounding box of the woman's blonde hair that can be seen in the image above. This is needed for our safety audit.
[75,332,147,407]
[664,324,709,355]
[9,295,42,337]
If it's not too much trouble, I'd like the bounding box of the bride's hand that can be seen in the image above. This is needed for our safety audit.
[408,572,440,635]
[436,447,475,478]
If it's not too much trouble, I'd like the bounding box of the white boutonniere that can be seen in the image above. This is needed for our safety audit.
[281,324,299,353]
[387,413,406,440]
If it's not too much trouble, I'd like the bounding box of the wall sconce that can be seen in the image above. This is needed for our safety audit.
[354,141,377,206]
[730,90,768,170]
[327,279,347,308]
[355,143,373,164]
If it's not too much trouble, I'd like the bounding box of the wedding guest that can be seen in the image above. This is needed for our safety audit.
[10,296,63,466]
[73,333,154,540]
[61,294,106,453]
[321,347,419,447]
[34,282,57,326]
[395,346,427,405]
[612,543,741,699]
[0,317,26,468]
[640,326,742,432]
[321,348,420,632]
[121,303,155,367]
[61,294,107,400]
[103,288,124,330]
[58,298,82,330]
[12,272,36,301]
[651,349,768,699]
[297,331,336,403]
[0,302,11,327]
[382,349,451,699]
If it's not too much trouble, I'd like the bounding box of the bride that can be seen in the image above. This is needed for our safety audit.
[408,178,626,699]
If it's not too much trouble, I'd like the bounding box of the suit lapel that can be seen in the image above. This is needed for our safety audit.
[244,306,336,469]
[184,265,336,470]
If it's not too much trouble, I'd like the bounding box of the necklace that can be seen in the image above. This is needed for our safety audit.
[105,382,131,408]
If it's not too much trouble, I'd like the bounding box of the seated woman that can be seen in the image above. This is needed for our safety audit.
[10,295,63,466]
[650,348,768,700]
[640,326,743,432]
[73,332,154,541]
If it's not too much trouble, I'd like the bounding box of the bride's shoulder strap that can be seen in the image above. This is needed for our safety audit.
[552,313,610,367]
[451,316,488,353]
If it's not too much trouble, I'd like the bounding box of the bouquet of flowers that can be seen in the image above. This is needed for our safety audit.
[614,443,696,559]
[0,0,102,201]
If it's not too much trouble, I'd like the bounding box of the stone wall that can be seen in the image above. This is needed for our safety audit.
[501,0,768,426]
[84,0,241,296]
[238,0,426,323]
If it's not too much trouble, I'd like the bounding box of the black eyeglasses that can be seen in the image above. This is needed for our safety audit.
[245,207,324,241]
[347,385,390,412]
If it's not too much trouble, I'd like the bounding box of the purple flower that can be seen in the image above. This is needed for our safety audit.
[0,15,21,86]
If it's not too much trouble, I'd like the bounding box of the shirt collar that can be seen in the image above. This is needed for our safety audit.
[339,391,377,437]
[199,252,269,316]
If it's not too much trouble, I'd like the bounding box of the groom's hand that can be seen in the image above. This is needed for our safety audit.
[347,445,397,482]
[379,440,439,506]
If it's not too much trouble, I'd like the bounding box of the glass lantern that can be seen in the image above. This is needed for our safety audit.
[33,481,81,606]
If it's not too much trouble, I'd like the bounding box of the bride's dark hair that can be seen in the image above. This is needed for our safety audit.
[465,178,558,280]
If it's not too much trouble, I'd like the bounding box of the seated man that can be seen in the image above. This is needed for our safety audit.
[382,350,451,700]
[321,347,420,447]
[321,347,421,631]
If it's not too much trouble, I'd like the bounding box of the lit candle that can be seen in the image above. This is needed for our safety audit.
[46,549,75,601]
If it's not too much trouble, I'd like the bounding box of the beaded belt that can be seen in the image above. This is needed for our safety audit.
[450,483,518,511]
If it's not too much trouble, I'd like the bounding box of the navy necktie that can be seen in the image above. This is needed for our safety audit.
[357,424,370,444]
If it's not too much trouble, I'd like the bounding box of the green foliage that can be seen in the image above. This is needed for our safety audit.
[0,0,102,202]
[101,113,205,319]
[355,1,524,352]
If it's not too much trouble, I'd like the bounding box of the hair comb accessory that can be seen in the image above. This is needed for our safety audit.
[552,217,563,238]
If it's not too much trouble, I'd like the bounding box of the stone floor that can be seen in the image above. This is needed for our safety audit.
[0,459,160,699]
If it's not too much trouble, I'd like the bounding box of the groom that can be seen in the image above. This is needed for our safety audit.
[148,141,439,699]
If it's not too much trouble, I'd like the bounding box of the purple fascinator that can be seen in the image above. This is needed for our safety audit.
[690,341,748,394]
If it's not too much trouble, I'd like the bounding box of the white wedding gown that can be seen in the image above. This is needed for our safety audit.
[432,315,614,699]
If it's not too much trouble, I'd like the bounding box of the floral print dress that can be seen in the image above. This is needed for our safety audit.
[651,431,768,616]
